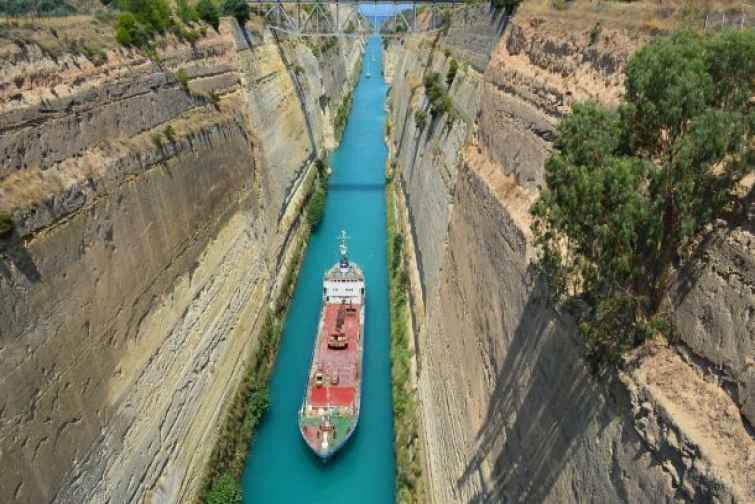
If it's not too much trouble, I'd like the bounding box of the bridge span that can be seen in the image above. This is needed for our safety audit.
[247,0,469,37]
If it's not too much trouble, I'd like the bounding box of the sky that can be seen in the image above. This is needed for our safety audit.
[358,4,412,17]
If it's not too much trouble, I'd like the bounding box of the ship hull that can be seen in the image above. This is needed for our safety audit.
[298,293,365,460]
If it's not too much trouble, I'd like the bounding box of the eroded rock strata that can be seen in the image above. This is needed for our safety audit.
[0,17,362,503]
[385,5,754,503]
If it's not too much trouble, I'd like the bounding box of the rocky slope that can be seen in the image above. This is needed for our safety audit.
[385,3,753,503]
[0,16,362,504]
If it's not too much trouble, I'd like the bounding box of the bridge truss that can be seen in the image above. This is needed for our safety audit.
[248,0,465,37]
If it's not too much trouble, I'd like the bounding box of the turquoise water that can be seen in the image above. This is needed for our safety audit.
[241,37,395,503]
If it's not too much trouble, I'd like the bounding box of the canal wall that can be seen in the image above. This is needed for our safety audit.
[384,3,754,503]
[0,15,362,504]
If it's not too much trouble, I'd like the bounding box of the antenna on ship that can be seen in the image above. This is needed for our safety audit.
[338,230,350,271]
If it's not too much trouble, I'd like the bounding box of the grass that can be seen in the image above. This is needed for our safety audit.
[385,181,427,503]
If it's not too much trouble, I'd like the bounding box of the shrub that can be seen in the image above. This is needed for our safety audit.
[79,43,108,66]
[306,182,326,229]
[446,58,458,87]
[197,0,220,30]
[208,90,221,107]
[0,212,13,238]
[206,473,242,504]
[175,68,190,90]
[423,73,453,117]
[163,125,176,143]
[531,30,755,374]
[550,0,566,10]
[334,90,353,140]
[151,132,163,149]
[112,0,175,48]
[176,0,198,24]
[589,22,602,45]
[414,109,427,131]
[114,12,148,47]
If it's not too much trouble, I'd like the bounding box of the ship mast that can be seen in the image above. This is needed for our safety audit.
[338,230,350,271]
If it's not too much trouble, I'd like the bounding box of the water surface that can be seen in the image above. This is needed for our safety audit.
[242,36,395,503]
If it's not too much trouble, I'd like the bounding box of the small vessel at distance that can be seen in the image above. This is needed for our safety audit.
[299,231,365,460]
[366,72,371,78]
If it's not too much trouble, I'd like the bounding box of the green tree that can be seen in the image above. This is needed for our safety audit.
[222,0,250,27]
[176,0,199,24]
[531,30,754,373]
[206,473,242,504]
[197,0,219,30]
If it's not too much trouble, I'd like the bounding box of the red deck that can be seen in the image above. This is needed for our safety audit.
[306,303,362,408]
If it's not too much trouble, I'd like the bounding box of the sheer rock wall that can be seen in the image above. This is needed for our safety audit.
[385,5,754,503]
[0,17,362,504]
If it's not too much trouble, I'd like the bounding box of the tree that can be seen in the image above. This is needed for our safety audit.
[196,0,219,30]
[176,0,198,24]
[531,30,754,373]
[222,0,249,27]
[206,473,242,504]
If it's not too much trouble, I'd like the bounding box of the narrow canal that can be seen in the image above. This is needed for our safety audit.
[241,36,395,502]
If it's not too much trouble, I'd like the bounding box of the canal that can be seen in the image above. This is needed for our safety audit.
[241,36,395,502]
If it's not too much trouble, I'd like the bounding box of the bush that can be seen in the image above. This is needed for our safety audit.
[531,30,755,373]
[176,0,198,24]
[206,473,242,504]
[222,0,250,27]
[306,182,326,229]
[197,0,220,30]
[414,109,427,131]
[423,73,453,117]
[334,90,353,140]
[589,22,602,45]
[151,132,163,149]
[175,68,190,90]
[163,125,176,143]
[208,90,221,107]
[112,0,174,48]
[446,58,458,87]
[0,212,13,238]
[114,12,149,47]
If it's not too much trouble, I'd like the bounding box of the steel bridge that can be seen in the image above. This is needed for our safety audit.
[248,0,466,37]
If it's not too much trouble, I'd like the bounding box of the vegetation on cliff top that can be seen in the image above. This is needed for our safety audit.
[531,29,754,373]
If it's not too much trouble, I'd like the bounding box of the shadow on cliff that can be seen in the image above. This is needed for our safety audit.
[456,274,610,503]
[0,235,42,283]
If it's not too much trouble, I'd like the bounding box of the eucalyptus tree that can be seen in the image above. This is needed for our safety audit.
[531,30,755,372]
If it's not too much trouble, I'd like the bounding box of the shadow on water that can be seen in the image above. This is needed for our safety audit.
[457,275,613,503]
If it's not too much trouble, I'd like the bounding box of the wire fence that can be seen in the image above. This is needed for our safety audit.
[703,12,753,32]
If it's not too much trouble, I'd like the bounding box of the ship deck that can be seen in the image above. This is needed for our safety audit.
[307,302,361,409]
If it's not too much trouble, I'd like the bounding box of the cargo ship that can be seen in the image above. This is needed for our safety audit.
[298,230,365,460]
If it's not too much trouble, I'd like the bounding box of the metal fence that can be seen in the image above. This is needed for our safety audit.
[704,12,753,32]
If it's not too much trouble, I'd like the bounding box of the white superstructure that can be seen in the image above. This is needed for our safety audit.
[323,230,365,305]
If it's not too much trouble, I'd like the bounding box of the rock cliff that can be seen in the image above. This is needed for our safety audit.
[385,4,753,503]
[0,15,362,503]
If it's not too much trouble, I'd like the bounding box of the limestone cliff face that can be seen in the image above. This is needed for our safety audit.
[0,18,362,504]
[386,5,754,503]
